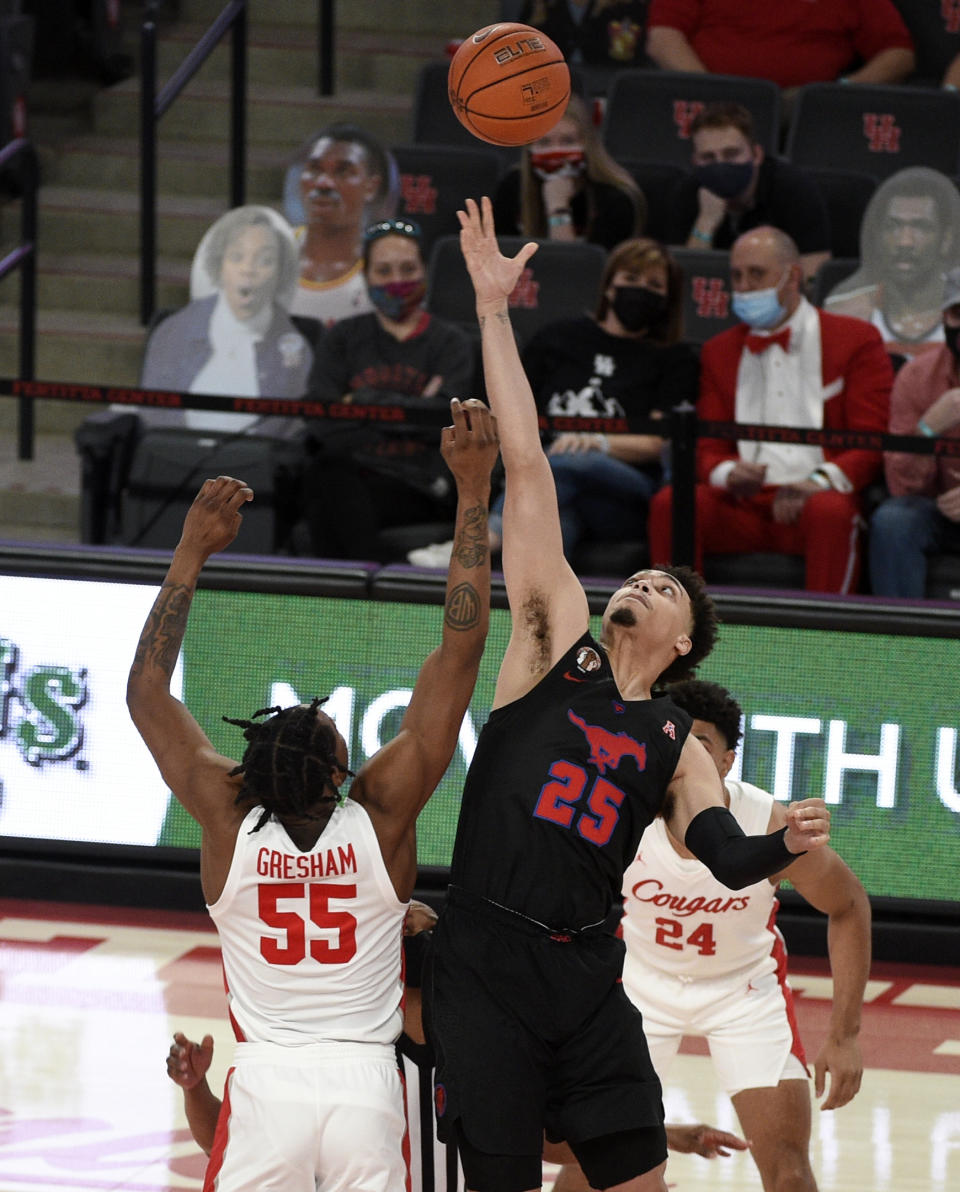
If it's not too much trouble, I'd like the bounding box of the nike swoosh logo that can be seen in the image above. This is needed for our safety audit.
[563,671,587,683]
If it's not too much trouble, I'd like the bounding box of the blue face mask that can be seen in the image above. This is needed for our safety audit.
[693,160,754,199]
[731,272,788,330]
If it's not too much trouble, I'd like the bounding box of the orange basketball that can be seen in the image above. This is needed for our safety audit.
[448,23,571,147]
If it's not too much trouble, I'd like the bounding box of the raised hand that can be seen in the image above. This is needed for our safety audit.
[166,1031,214,1091]
[178,475,254,560]
[440,398,500,489]
[784,797,830,853]
[457,196,538,311]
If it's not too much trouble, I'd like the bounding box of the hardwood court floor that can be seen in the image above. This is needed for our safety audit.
[1,898,958,1192]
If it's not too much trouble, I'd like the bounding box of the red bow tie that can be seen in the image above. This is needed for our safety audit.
[745,327,791,354]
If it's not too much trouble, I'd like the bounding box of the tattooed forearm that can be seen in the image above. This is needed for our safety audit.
[453,505,489,569]
[130,582,194,680]
[444,582,481,632]
[478,309,510,330]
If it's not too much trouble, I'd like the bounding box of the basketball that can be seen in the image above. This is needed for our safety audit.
[448,23,571,147]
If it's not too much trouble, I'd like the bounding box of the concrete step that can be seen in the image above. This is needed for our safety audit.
[155,23,443,92]
[0,309,146,428]
[36,185,225,256]
[25,76,101,145]
[48,135,290,199]
[92,77,413,148]
[0,433,81,544]
[175,0,496,36]
[29,253,190,317]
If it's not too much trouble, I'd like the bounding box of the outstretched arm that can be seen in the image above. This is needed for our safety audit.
[768,811,871,1111]
[458,196,589,707]
[126,476,252,836]
[665,735,831,889]
[355,400,497,898]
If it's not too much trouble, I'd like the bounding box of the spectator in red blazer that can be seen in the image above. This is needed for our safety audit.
[648,226,893,593]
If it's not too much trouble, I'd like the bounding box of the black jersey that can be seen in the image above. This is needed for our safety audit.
[449,632,691,931]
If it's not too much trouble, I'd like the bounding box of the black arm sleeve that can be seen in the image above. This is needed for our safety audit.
[684,806,802,890]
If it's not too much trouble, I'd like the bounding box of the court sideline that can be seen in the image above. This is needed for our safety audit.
[1,898,958,1191]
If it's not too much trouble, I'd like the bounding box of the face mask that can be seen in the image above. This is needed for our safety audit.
[611,285,668,333]
[367,278,426,322]
[692,160,754,199]
[732,270,789,330]
[944,322,960,364]
[530,148,586,180]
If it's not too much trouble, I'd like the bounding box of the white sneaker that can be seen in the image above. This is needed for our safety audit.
[407,540,454,568]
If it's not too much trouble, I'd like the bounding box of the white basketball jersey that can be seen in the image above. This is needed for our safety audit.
[208,797,407,1046]
[621,780,785,985]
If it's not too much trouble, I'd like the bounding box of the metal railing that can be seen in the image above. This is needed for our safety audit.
[139,0,247,326]
[0,138,38,459]
[318,0,335,95]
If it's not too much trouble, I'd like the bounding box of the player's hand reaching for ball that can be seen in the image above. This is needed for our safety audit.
[458,196,538,313]
[441,398,500,491]
[784,798,830,853]
[178,475,253,561]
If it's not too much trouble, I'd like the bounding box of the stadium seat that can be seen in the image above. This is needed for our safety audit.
[668,247,739,345]
[809,257,859,309]
[784,83,960,181]
[805,167,878,261]
[75,413,302,554]
[618,159,688,244]
[392,144,503,259]
[603,70,781,167]
[426,233,606,348]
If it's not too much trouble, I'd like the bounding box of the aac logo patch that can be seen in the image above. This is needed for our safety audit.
[576,646,602,673]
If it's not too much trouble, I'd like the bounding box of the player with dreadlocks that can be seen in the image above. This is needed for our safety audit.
[221,695,353,832]
[126,397,499,1192]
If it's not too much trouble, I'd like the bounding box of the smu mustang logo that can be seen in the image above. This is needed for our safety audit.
[568,710,646,775]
